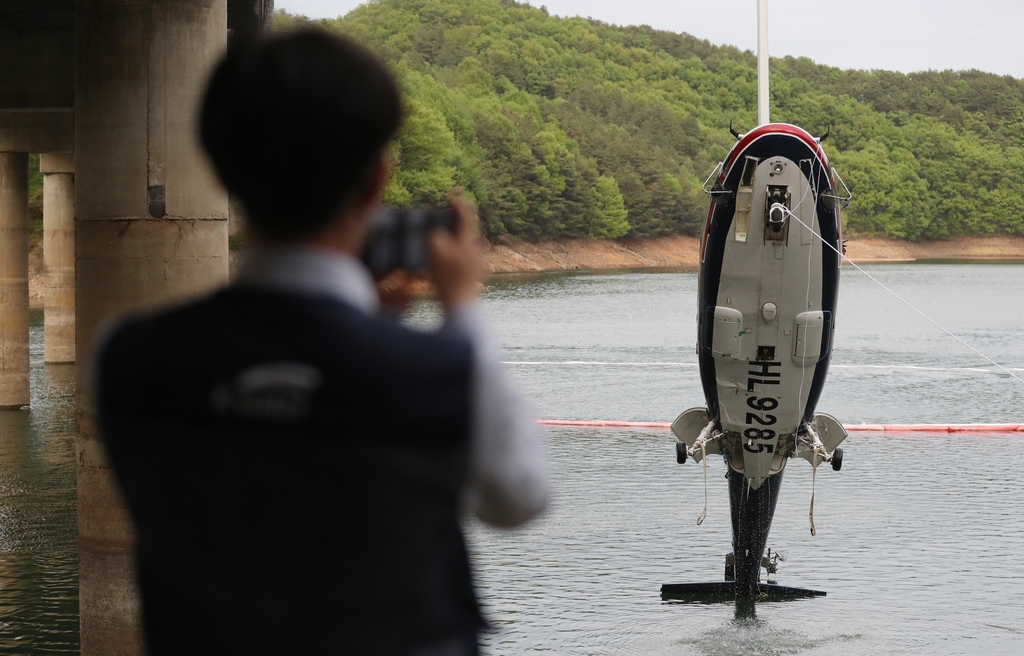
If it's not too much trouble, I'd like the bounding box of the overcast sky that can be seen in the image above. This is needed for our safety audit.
[276,0,1024,78]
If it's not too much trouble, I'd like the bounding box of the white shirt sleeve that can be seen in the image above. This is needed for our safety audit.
[443,303,550,528]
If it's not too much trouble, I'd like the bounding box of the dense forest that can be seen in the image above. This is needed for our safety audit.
[269,0,1024,242]
[29,1,1021,243]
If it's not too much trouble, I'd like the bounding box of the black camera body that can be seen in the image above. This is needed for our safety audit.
[361,207,455,279]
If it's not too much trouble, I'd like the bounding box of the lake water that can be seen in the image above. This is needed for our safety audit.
[0,311,78,653]
[3,262,1024,654]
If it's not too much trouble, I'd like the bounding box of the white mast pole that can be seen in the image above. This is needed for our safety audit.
[757,0,770,125]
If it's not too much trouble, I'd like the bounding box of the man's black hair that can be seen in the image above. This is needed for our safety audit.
[201,30,402,240]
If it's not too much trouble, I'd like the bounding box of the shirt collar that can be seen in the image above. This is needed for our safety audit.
[234,246,380,315]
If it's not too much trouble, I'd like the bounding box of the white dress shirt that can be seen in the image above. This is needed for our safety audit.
[236,247,549,528]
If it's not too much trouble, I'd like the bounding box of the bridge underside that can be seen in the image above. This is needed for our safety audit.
[0,1,273,653]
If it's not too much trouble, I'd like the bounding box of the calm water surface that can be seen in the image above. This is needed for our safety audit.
[3,262,1024,654]
[0,311,78,652]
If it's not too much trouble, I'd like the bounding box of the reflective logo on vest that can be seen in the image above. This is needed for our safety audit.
[210,361,323,422]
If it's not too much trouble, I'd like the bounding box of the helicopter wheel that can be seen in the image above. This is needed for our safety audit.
[676,441,688,465]
[831,448,843,471]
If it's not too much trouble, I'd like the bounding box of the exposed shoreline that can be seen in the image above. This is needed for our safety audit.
[25,236,1024,308]
[481,235,1024,274]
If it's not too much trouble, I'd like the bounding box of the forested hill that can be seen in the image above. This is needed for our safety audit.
[275,0,1024,242]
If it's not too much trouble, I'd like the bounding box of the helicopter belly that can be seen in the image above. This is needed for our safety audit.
[704,151,835,489]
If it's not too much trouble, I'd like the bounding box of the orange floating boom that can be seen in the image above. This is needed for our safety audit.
[536,420,1024,433]
[538,419,672,429]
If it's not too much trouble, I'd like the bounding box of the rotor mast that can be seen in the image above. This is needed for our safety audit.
[757,0,770,125]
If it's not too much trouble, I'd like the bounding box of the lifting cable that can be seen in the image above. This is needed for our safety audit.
[782,207,1024,388]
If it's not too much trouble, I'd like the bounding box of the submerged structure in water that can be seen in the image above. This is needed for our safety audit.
[668,0,851,599]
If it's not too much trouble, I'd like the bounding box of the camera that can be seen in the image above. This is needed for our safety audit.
[361,207,456,279]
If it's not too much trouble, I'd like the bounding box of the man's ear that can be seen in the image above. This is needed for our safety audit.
[355,152,390,209]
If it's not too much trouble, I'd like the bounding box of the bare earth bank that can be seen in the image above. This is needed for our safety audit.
[482,235,1024,273]
[26,236,1024,308]
[482,235,702,273]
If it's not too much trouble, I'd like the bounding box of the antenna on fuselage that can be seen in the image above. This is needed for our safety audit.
[757,0,770,125]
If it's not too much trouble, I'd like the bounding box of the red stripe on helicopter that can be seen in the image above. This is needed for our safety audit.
[721,123,830,183]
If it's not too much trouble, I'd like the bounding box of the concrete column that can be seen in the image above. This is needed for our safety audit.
[75,2,228,655]
[41,152,75,364]
[228,193,245,236]
[0,151,29,410]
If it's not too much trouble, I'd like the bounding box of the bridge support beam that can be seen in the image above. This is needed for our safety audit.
[41,152,75,364]
[75,1,229,654]
[0,151,29,410]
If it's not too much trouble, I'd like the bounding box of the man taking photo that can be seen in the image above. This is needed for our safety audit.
[97,30,548,656]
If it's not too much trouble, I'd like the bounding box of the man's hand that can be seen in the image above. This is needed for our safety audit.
[427,198,484,313]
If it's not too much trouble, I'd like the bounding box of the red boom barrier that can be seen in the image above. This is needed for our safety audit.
[536,419,1024,433]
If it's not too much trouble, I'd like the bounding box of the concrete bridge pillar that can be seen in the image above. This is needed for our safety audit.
[75,1,229,654]
[41,152,75,364]
[0,151,29,409]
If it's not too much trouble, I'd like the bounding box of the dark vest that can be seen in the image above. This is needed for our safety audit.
[98,288,481,655]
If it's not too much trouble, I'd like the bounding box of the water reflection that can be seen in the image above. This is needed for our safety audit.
[3,264,1024,654]
[0,311,79,654]
[459,263,1024,655]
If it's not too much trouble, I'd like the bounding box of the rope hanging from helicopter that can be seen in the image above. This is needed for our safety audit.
[780,206,1024,388]
[783,154,824,535]
[777,152,1023,534]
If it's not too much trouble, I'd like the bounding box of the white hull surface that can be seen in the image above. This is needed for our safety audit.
[675,124,848,489]
[670,123,851,596]
[666,4,851,598]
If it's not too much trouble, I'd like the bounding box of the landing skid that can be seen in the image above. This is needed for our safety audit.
[660,582,825,601]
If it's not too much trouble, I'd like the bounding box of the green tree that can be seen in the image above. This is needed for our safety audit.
[587,176,630,238]
[274,0,1024,242]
